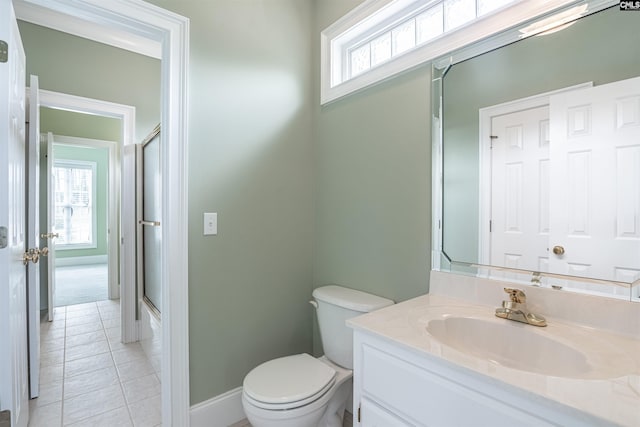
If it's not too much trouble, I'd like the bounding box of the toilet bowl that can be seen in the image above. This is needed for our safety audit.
[242,354,352,427]
[241,285,394,427]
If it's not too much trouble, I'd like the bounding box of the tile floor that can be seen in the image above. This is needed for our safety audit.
[29,300,161,427]
[233,409,353,427]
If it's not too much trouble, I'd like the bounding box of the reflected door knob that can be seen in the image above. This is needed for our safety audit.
[552,245,565,255]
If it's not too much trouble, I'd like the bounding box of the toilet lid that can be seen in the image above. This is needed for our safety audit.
[243,354,336,408]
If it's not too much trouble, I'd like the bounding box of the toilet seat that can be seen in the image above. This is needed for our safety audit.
[243,354,336,410]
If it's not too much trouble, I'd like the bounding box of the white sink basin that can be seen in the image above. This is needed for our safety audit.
[427,316,590,377]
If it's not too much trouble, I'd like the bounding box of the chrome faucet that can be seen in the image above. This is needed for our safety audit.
[495,288,547,327]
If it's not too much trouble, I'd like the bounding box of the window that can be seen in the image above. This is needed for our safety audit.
[53,160,97,249]
[321,0,579,104]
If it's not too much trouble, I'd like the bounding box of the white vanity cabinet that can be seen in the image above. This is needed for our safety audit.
[352,330,612,427]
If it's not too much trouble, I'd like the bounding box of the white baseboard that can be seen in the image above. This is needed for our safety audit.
[55,254,108,267]
[190,387,245,427]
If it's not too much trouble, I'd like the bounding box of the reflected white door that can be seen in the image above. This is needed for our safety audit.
[490,106,550,273]
[26,74,41,399]
[549,76,640,283]
[45,132,57,321]
[0,0,29,425]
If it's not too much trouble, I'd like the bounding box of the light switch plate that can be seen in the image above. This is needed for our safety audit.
[204,213,217,236]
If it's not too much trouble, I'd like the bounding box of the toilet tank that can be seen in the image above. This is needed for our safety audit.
[312,285,394,369]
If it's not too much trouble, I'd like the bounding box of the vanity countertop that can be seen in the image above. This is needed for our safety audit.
[348,293,640,426]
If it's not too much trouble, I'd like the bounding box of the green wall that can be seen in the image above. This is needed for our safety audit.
[313,1,432,333]
[22,0,434,406]
[145,0,315,403]
[41,108,121,142]
[18,21,161,143]
[51,144,109,259]
[442,7,640,264]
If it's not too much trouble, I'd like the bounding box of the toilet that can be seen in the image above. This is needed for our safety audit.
[241,285,394,427]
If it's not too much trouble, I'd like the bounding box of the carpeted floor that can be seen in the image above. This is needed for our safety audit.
[55,264,108,307]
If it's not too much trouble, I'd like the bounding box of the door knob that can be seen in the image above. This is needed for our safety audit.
[22,248,41,265]
[40,232,59,239]
[552,245,565,255]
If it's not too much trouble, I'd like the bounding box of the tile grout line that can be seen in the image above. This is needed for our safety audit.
[102,302,136,426]
[64,302,130,426]
[60,306,66,427]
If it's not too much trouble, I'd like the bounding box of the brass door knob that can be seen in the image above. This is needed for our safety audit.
[552,245,565,255]
[40,232,59,239]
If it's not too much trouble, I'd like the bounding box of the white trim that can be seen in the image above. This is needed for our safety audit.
[477,83,593,266]
[50,133,120,299]
[52,158,98,250]
[19,1,191,425]
[55,254,107,267]
[14,0,162,59]
[53,135,118,299]
[37,89,136,147]
[190,387,246,427]
[321,0,614,105]
[29,88,134,337]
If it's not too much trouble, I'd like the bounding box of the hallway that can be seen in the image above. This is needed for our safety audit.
[29,300,161,426]
[55,264,109,307]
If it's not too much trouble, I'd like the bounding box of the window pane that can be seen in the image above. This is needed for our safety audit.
[392,19,416,56]
[371,32,391,66]
[444,0,476,31]
[478,0,513,16]
[53,164,94,246]
[350,43,371,77]
[416,4,444,45]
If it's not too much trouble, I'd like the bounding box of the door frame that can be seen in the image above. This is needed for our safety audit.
[50,134,118,300]
[477,82,593,266]
[32,88,136,338]
[19,0,191,424]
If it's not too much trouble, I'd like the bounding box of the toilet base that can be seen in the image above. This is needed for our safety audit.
[242,357,352,427]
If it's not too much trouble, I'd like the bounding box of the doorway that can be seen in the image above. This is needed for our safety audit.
[48,134,117,308]
[12,1,190,424]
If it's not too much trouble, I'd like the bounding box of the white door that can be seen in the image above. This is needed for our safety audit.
[44,132,57,320]
[0,0,29,425]
[490,105,550,273]
[26,74,41,399]
[549,76,640,283]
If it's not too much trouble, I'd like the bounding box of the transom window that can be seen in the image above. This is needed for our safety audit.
[348,0,515,78]
[53,160,97,249]
[321,0,580,105]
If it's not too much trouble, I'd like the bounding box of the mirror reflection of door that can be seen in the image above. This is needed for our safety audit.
[487,76,640,288]
[140,125,162,315]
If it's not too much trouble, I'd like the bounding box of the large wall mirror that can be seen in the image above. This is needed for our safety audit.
[433,2,640,301]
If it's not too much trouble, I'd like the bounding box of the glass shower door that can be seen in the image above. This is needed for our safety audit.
[141,125,161,315]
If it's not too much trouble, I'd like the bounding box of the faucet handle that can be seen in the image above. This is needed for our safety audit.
[504,288,526,303]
